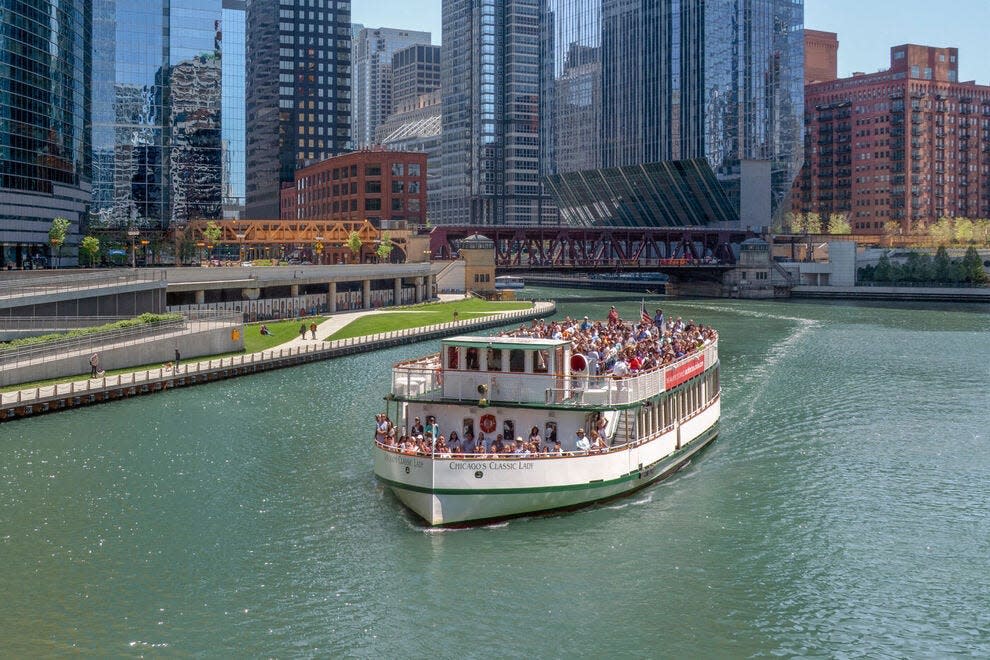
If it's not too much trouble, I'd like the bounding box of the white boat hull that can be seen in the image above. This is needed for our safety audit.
[374,397,720,525]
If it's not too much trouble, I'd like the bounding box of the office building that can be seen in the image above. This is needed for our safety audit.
[805,30,838,84]
[245,0,352,219]
[391,44,441,113]
[441,0,554,225]
[351,28,431,148]
[280,148,427,229]
[89,0,245,233]
[540,0,805,224]
[795,44,990,233]
[378,91,442,221]
[222,0,247,218]
[0,0,89,268]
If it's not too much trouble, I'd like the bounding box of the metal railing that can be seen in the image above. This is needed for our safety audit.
[0,270,165,301]
[1,303,554,407]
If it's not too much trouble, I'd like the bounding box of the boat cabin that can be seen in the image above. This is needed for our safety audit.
[439,336,572,404]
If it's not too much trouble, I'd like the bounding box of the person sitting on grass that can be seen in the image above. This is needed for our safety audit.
[260,324,273,336]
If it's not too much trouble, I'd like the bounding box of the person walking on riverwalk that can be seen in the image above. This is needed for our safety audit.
[310,321,317,339]
[299,323,307,340]
[89,352,100,378]
[174,348,181,372]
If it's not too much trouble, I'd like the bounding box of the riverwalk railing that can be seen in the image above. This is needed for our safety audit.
[0,302,555,415]
[0,270,166,302]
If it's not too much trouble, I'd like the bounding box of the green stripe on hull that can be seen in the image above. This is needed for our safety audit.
[377,421,719,497]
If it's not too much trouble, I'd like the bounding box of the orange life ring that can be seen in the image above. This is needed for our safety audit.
[479,414,497,434]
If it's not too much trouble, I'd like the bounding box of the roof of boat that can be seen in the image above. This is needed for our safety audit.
[442,335,569,350]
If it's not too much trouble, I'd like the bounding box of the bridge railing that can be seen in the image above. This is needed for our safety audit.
[0,270,165,301]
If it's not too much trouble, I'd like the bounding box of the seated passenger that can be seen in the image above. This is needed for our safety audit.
[575,428,592,452]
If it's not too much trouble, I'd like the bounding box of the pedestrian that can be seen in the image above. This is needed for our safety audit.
[89,352,100,378]
[310,321,317,339]
[174,348,180,370]
[299,322,307,340]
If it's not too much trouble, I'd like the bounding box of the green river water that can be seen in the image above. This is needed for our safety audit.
[1,293,988,657]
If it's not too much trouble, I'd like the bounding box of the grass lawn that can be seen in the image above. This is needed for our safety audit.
[243,317,325,353]
[326,299,531,340]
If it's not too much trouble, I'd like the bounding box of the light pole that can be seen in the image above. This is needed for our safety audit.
[235,228,246,263]
[127,226,139,269]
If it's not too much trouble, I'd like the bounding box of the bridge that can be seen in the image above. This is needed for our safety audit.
[428,225,755,274]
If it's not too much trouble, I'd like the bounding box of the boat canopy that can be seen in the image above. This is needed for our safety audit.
[441,336,568,352]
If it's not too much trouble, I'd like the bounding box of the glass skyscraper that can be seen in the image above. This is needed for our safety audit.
[245,0,352,219]
[440,0,556,226]
[541,0,804,219]
[0,0,90,267]
[89,0,240,232]
[222,0,247,217]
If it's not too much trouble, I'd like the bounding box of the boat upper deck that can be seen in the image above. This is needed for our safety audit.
[390,314,718,409]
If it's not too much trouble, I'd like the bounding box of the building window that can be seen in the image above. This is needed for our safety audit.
[365,181,381,193]
[408,163,421,176]
[391,180,404,193]
[365,198,381,211]
[391,163,404,176]
[365,164,381,176]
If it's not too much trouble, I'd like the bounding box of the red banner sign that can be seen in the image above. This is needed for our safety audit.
[664,355,705,390]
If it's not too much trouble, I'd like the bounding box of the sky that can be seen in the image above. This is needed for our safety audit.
[350,0,990,85]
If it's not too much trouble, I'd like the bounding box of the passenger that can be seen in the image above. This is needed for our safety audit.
[374,414,387,444]
[528,426,542,445]
[553,439,563,454]
[575,428,592,452]
[425,416,441,439]
[411,416,424,437]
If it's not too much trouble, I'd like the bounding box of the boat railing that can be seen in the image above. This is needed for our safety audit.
[391,340,718,408]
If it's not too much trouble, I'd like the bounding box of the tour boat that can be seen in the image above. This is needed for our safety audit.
[373,323,721,526]
[494,275,525,290]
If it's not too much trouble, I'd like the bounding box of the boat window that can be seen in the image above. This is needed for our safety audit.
[502,419,514,441]
[466,347,480,371]
[509,349,525,372]
[487,348,503,371]
[534,349,549,373]
[447,346,459,369]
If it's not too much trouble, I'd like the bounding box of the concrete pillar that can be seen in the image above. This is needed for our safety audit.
[290,284,300,297]
[415,277,424,303]
[363,279,372,309]
[394,277,402,307]
[195,290,205,304]
[328,281,337,313]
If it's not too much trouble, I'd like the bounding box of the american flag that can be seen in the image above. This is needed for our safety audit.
[641,300,651,325]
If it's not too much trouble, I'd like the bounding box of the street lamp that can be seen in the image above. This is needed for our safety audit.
[127,226,140,269]
[235,228,247,263]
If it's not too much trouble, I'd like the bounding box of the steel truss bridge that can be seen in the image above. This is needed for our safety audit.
[428,225,756,272]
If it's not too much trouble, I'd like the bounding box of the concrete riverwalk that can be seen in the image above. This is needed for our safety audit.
[0,300,555,424]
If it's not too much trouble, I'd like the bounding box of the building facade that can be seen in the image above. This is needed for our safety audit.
[89,0,244,234]
[540,0,805,224]
[804,29,838,84]
[280,148,427,229]
[377,90,442,221]
[0,0,90,267]
[222,0,247,218]
[351,27,431,148]
[794,44,990,234]
[391,44,441,113]
[440,0,556,226]
[245,0,352,219]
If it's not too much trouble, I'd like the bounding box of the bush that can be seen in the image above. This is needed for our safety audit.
[0,313,183,351]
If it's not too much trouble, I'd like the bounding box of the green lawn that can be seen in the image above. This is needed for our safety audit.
[243,317,325,353]
[326,299,531,340]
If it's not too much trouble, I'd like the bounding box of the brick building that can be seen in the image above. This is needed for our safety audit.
[280,148,428,228]
[804,30,838,84]
[794,43,990,234]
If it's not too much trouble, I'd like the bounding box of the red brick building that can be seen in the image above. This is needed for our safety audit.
[804,30,838,84]
[280,148,428,228]
[794,44,990,234]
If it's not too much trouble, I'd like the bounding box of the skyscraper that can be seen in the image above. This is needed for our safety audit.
[222,0,247,217]
[351,27,431,148]
[89,0,237,232]
[245,0,352,219]
[0,0,89,267]
[391,44,441,114]
[541,0,805,221]
[440,0,555,226]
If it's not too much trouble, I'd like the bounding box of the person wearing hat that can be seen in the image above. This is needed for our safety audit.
[575,428,592,452]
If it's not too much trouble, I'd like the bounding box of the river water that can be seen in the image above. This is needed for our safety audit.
[1,293,988,656]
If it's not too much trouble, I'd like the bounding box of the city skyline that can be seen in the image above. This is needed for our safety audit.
[352,0,990,86]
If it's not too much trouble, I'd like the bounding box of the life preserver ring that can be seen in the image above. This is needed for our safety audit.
[479,414,497,434]
[570,353,588,374]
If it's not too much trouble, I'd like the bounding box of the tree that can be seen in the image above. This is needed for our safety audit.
[48,216,71,268]
[827,213,851,235]
[954,217,974,244]
[804,212,822,235]
[788,212,806,234]
[874,252,894,282]
[934,245,951,282]
[80,235,100,268]
[346,230,363,262]
[376,231,394,262]
[962,246,988,284]
[203,220,222,246]
[883,219,901,236]
[930,217,953,245]
[974,218,990,246]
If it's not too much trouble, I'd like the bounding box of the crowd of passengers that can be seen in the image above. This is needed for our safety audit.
[375,413,612,457]
[503,307,717,378]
